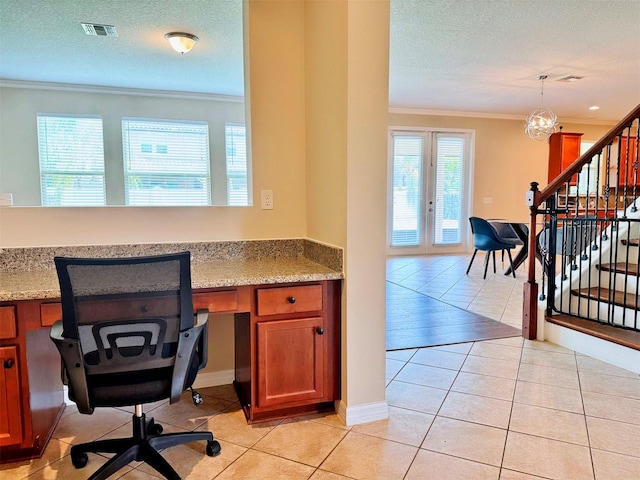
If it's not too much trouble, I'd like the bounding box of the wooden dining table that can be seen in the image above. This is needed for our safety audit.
[488,220,531,276]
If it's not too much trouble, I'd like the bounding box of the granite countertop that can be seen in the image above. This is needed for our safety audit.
[0,257,342,302]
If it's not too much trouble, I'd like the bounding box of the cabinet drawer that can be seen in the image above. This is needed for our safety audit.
[256,285,323,316]
[193,290,239,314]
[40,303,62,327]
[0,306,17,339]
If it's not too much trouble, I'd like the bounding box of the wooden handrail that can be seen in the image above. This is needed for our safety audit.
[535,104,640,207]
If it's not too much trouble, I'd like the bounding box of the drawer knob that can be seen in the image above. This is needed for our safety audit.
[288,297,296,304]
[316,327,324,335]
[3,359,14,369]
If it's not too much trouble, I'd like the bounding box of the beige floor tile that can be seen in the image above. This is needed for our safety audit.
[523,339,575,354]
[406,449,499,480]
[421,417,506,467]
[204,404,280,447]
[586,416,640,457]
[252,418,347,467]
[214,449,315,479]
[509,403,589,445]
[451,371,516,401]
[582,391,640,425]
[198,384,242,402]
[520,348,577,370]
[591,448,640,480]
[576,355,639,378]
[351,405,434,447]
[469,342,522,361]
[439,391,512,429]
[579,371,640,399]
[517,362,580,389]
[503,431,593,480]
[309,470,353,479]
[385,380,448,414]
[395,362,458,390]
[499,469,555,479]
[52,407,132,445]
[461,355,520,380]
[307,412,352,431]
[118,468,164,479]
[484,336,524,348]
[26,453,121,480]
[386,357,406,379]
[410,347,468,370]
[432,342,473,354]
[386,348,417,362]
[0,439,72,480]
[149,392,233,430]
[514,381,584,414]
[320,431,418,479]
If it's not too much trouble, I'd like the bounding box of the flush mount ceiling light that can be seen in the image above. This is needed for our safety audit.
[164,32,198,54]
[525,75,559,141]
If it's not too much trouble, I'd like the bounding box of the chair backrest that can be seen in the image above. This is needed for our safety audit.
[469,217,514,250]
[538,223,598,258]
[54,252,193,377]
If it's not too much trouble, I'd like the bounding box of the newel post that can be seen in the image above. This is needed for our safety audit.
[522,182,540,340]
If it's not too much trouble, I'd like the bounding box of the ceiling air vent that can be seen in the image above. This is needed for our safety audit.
[557,75,584,82]
[81,23,118,37]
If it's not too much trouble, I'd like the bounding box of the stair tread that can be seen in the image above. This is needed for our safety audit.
[546,314,640,351]
[571,287,639,310]
[621,237,639,247]
[598,263,639,275]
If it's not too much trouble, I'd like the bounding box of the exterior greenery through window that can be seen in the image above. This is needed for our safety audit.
[122,118,211,206]
[37,114,106,206]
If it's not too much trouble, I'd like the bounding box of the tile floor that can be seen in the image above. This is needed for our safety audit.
[1,254,639,479]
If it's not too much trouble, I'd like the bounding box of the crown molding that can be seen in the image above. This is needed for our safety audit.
[388,106,617,126]
[0,79,244,103]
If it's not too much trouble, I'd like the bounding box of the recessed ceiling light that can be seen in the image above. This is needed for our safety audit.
[588,105,600,111]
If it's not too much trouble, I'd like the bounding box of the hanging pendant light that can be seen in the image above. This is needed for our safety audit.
[525,75,559,141]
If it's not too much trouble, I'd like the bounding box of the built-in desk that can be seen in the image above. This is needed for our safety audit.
[0,241,343,462]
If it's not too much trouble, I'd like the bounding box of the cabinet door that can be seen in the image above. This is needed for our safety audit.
[256,317,324,408]
[0,346,23,447]
[619,136,638,186]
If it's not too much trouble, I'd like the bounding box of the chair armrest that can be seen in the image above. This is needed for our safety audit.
[50,320,93,414]
[170,309,209,404]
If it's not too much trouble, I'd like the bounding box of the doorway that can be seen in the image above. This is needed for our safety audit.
[387,128,474,255]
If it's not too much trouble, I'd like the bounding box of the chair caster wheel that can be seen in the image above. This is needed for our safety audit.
[206,439,221,457]
[71,452,89,469]
[192,391,203,405]
[148,423,163,435]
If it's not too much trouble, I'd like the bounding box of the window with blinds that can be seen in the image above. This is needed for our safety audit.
[391,135,423,247]
[122,118,211,206]
[225,123,248,206]
[37,114,106,206]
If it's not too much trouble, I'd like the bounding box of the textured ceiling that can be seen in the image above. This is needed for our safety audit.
[1,0,639,122]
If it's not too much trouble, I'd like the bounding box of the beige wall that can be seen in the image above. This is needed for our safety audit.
[388,113,613,225]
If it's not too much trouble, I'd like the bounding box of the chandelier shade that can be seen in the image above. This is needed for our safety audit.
[525,75,559,141]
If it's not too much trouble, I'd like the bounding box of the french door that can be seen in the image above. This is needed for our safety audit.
[388,129,473,255]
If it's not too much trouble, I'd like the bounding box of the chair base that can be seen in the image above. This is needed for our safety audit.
[71,411,220,480]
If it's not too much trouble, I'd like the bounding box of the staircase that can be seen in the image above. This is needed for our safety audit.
[523,105,640,369]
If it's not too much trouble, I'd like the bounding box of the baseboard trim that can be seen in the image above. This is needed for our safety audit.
[193,370,235,388]
[335,400,389,426]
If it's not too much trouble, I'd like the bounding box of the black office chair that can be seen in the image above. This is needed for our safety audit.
[50,252,221,480]
[466,217,518,279]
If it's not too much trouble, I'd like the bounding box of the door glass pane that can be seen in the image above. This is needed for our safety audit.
[391,135,423,247]
[434,135,464,245]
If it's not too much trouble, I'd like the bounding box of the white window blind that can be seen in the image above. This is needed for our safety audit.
[122,118,211,206]
[391,135,423,247]
[434,135,464,245]
[37,114,106,206]
[225,124,249,206]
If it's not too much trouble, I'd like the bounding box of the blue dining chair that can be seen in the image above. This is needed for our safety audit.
[466,217,517,279]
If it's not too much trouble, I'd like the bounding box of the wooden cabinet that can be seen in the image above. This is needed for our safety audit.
[234,280,341,423]
[0,301,65,463]
[0,346,22,448]
[617,136,638,187]
[548,132,583,184]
